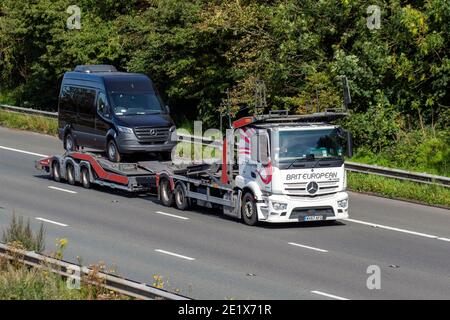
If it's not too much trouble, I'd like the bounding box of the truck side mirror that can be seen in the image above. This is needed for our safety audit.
[346,131,353,158]
[258,133,270,165]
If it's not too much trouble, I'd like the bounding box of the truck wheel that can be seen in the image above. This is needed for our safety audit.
[81,167,91,189]
[160,151,172,162]
[107,139,121,163]
[159,179,174,207]
[64,132,77,152]
[242,192,258,226]
[66,163,76,185]
[51,161,62,183]
[174,183,190,210]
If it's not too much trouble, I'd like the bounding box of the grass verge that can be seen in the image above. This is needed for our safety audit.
[0,214,129,300]
[0,109,57,136]
[348,172,450,208]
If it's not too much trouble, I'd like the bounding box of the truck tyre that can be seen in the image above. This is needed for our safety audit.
[66,163,76,185]
[81,166,91,189]
[159,178,174,207]
[107,139,121,163]
[160,151,172,162]
[242,192,258,226]
[174,183,190,210]
[64,132,77,152]
[51,161,62,183]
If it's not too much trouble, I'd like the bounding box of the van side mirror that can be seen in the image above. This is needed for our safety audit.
[165,105,170,113]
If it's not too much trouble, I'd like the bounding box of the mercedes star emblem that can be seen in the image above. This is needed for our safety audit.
[306,181,319,194]
[149,129,156,136]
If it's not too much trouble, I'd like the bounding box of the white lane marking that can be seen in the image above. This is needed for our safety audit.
[36,217,68,227]
[311,290,349,300]
[156,211,189,220]
[155,249,195,261]
[0,145,47,158]
[48,186,77,194]
[288,242,328,253]
[345,218,450,242]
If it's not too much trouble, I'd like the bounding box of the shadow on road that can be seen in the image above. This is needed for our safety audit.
[33,173,347,229]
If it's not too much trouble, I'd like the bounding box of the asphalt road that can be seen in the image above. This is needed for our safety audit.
[0,126,449,299]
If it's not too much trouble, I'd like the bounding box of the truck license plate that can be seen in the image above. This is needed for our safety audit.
[304,216,323,221]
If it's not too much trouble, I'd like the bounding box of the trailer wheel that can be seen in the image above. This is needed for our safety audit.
[242,192,258,226]
[81,167,91,189]
[66,163,76,185]
[51,161,62,183]
[174,183,190,210]
[159,179,174,207]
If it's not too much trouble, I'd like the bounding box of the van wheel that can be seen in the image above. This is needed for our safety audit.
[242,192,258,226]
[159,179,174,207]
[64,132,77,152]
[66,163,76,185]
[81,167,91,189]
[107,139,121,163]
[174,183,190,210]
[51,161,62,183]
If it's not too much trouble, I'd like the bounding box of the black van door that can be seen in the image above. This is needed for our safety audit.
[74,87,97,147]
[93,91,111,149]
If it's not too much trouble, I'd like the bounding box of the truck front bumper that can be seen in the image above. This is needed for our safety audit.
[257,192,349,223]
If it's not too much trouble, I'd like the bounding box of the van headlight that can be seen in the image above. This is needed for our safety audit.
[117,126,134,134]
[271,202,287,211]
[337,198,348,208]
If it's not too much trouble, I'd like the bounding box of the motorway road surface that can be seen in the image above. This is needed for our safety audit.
[0,126,449,299]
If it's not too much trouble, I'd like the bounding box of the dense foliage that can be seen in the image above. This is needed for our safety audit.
[0,0,448,172]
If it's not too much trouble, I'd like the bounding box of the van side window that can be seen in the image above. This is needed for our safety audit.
[97,92,109,118]
[59,86,79,112]
[76,87,96,114]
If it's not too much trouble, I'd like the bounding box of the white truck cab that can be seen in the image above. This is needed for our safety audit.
[231,113,352,224]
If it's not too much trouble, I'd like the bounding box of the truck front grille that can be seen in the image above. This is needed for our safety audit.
[283,181,339,196]
[133,126,170,142]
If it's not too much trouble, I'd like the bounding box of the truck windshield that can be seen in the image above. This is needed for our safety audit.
[278,128,344,163]
[109,92,164,116]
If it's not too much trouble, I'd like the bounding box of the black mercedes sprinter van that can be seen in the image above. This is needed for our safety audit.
[58,65,176,162]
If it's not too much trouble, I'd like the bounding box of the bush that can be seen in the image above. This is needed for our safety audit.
[2,214,45,253]
[352,128,449,176]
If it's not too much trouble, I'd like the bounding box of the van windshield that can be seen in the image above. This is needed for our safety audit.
[109,92,164,116]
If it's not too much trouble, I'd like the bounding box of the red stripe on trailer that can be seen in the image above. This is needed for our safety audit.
[70,153,129,185]
[221,137,228,184]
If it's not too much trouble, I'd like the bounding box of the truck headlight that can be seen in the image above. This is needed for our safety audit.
[337,199,348,208]
[117,126,134,134]
[272,202,287,211]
